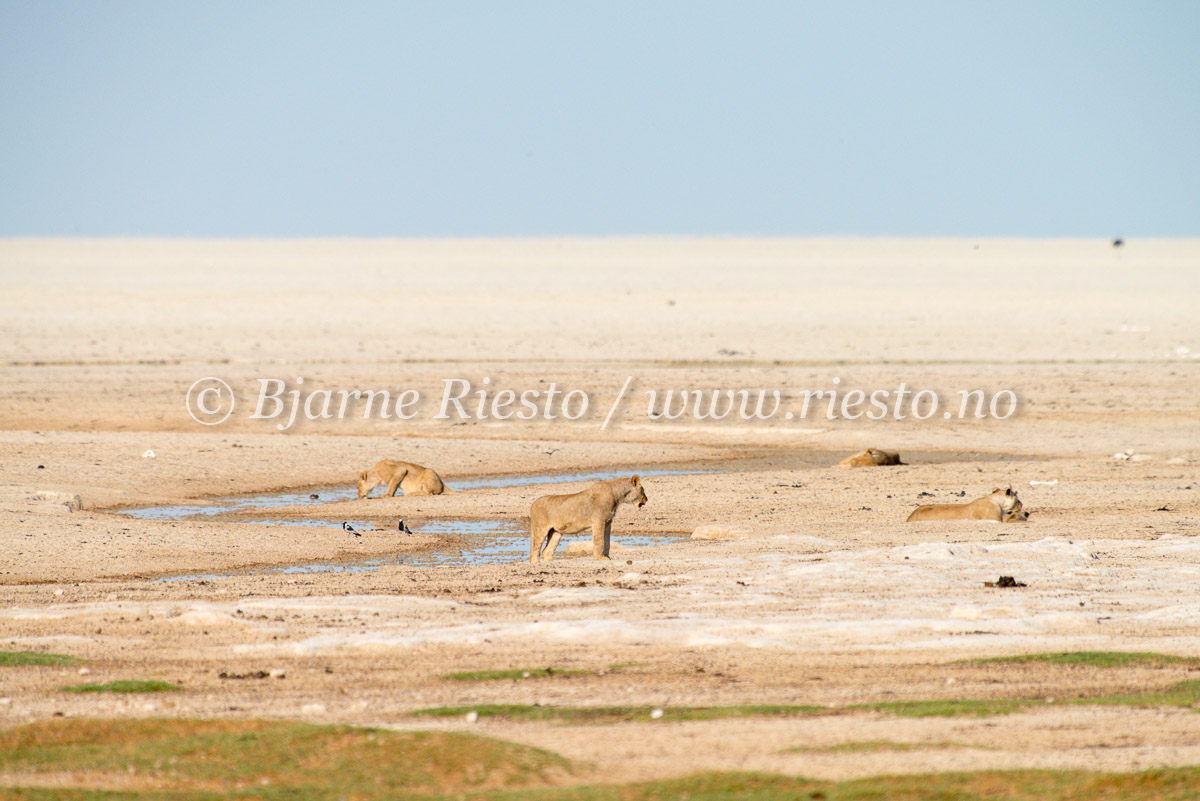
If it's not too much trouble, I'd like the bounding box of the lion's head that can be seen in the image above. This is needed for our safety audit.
[988,486,1020,514]
[627,475,648,508]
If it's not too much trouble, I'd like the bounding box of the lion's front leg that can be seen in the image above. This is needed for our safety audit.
[592,519,611,560]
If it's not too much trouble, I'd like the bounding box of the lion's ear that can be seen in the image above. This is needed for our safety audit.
[631,475,640,486]
[1006,486,1014,495]
[359,472,368,481]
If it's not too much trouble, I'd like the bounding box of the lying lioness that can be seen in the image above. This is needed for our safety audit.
[530,476,647,563]
[357,460,448,498]
[837,448,905,467]
[905,487,1020,522]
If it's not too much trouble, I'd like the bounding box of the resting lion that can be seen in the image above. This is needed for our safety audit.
[905,487,1021,522]
[837,448,905,467]
[357,460,449,498]
[530,475,647,563]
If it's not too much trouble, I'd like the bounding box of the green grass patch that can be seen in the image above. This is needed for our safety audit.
[61,680,182,694]
[0,650,82,667]
[1077,679,1200,709]
[973,651,1200,669]
[0,718,571,798]
[412,704,828,724]
[859,697,1042,718]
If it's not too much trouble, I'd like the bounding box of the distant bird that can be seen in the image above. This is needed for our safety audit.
[342,522,360,537]
[1112,237,1125,248]
[309,493,319,500]
[398,519,413,534]
[544,449,559,456]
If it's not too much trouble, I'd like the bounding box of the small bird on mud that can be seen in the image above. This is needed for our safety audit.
[398,519,413,534]
[342,522,360,537]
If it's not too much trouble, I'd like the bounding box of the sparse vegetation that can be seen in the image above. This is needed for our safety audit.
[863,697,1041,718]
[1,727,1199,801]
[61,680,182,694]
[444,667,590,681]
[492,768,1200,800]
[0,718,572,798]
[443,663,641,681]
[0,650,82,667]
[1078,679,1200,709]
[972,651,1200,669]
[412,704,828,724]
[413,679,1200,725]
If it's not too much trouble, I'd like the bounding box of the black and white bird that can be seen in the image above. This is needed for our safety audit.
[342,521,360,537]
[398,519,413,534]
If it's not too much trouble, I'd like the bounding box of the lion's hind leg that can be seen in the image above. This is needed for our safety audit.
[530,520,552,564]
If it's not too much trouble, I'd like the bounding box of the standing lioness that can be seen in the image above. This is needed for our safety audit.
[530,476,647,563]
[906,487,1020,522]
[357,460,448,498]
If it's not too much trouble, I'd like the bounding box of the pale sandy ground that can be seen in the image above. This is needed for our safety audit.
[1,239,1199,785]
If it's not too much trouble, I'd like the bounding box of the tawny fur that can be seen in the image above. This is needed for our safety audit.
[837,448,905,467]
[529,476,647,563]
[357,460,448,498]
[905,487,1020,522]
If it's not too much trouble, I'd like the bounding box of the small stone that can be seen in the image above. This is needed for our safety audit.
[465,710,479,723]
[650,708,664,719]
[269,669,286,679]
[78,667,91,676]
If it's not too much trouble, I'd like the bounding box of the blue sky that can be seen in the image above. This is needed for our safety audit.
[1,1,1197,236]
